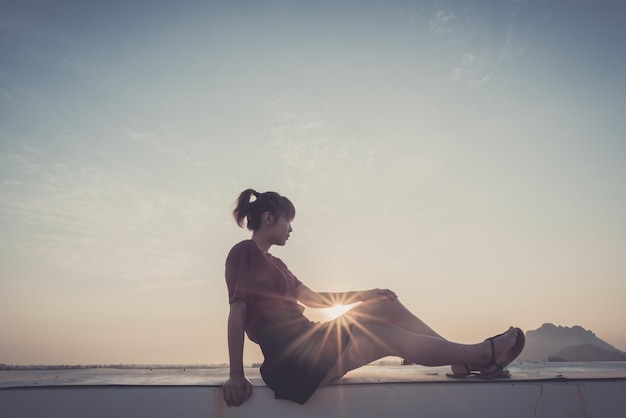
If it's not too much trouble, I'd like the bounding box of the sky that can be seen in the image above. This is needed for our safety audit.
[1,0,625,366]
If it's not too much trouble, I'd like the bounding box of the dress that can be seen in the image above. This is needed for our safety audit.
[225,240,351,404]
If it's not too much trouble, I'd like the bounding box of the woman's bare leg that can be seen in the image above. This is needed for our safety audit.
[322,324,519,385]
[344,298,474,374]
[346,298,444,338]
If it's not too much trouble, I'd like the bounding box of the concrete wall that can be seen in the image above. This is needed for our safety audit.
[2,379,625,418]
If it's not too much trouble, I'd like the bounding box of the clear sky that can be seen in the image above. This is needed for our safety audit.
[1,0,625,365]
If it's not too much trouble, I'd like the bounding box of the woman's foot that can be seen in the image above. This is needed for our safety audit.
[478,327,524,379]
[446,327,524,379]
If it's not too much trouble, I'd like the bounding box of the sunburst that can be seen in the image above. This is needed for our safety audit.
[322,303,358,321]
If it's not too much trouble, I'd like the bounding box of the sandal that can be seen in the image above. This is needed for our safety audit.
[478,327,525,380]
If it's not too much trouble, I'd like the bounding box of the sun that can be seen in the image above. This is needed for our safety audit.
[322,303,358,321]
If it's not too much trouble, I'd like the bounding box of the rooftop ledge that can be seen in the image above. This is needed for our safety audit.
[2,362,626,418]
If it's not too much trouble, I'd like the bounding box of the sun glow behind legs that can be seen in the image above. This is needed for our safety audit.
[324,304,359,321]
[304,303,361,322]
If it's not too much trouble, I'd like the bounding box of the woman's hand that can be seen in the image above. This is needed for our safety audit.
[359,288,398,302]
[223,375,253,407]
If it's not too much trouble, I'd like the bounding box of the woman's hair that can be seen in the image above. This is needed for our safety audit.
[233,189,296,230]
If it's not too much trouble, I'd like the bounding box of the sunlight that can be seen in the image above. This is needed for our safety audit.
[302,302,361,323]
[322,303,357,321]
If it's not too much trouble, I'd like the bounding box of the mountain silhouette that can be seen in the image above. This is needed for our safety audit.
[518,323,626,362]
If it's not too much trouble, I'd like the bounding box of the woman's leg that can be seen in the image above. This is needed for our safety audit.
[345,298,445,338]
[321,323,519,385]
[344,298,476,373]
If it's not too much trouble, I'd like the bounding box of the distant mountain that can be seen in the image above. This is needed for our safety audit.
[518,323,626,362]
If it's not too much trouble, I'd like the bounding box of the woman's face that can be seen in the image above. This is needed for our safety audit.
[269,214,292,246]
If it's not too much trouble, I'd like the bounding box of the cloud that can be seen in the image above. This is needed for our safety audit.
[267,99,378,179]
[449,51,495,88]
[127,130,176,153]
[125,127,221,168]
[429,10,456,34]
[0,141,217,286]
[469,73,493,88]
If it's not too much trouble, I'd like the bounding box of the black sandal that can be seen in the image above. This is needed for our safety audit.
[478,327,525,380]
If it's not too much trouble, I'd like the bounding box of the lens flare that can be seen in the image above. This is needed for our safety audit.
[323,304,357,321]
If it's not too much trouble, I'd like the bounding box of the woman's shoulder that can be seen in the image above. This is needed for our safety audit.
[227,240,259,259]
[230,239,256,250]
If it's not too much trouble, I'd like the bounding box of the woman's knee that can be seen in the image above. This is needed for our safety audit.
[349,298,405,322]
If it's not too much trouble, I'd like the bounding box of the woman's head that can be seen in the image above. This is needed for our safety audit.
[233,189,296,231]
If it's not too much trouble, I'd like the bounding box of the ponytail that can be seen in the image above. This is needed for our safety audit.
[232,189,296,231]
[233,189,256,228]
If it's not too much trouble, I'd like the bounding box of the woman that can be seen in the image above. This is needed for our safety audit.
[222,189,525,406]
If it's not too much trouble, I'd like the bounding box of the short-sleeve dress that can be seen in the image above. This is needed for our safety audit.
[225,240,351,404]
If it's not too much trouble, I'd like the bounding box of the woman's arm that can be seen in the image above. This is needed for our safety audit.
[222,301,252,407]
[296,285,397,308]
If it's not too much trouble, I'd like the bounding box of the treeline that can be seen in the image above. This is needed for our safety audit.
[0,364,98,371]
[0,363,228,371]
